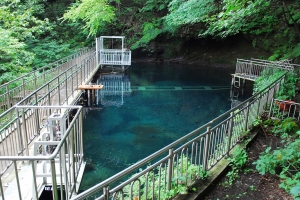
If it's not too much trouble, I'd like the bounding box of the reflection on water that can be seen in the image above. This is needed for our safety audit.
[99,74,131,107]
[80,62,252,190]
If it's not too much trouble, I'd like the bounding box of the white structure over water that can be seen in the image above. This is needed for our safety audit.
[96,36,131,71]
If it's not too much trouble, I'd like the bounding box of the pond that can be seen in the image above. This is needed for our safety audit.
[79,62,253,190]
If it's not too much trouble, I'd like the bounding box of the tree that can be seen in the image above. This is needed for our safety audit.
[63,0,116,37]
[0,0,49,83]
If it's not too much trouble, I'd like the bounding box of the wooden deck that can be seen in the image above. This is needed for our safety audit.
[78,85,104,90]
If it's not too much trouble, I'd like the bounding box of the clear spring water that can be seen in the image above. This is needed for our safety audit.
[79,62,252,190]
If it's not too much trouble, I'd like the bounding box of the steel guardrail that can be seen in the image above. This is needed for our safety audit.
[0,47,94,114]
[0,51,98,175]
[235,58,295,79]
[0,105,84,200]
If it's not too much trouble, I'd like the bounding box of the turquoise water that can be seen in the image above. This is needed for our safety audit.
[80,62,250,190]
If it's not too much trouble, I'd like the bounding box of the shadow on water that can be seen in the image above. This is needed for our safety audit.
[79,62,253,191]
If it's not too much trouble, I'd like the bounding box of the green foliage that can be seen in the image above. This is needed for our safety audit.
[224,147,247,186]
[140,0,170,12]
[123,154,208,199]
[276,71,298,100]
[253,117,300,198]
[253,69,297,101]
[253,69,285,94]
[63,0,115,37]
[271,118,299,141]
[131,19,168,50]
[165,0,216,27]
[28,38,73,68]
[253,117,262,127]
[291,184,300,199]
[0,0,50,83]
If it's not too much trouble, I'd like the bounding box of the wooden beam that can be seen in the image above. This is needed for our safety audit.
[78,85,104,90]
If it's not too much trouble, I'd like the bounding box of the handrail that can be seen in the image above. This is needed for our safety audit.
[235,59,294,79]
[0,106,84,200]
[0,47,94,114]
[0,51,98,175]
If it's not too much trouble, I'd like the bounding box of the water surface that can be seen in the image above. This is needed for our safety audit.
[80,62,251,190]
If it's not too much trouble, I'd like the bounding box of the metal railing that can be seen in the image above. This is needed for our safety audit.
[0,47,94,114]
[71,73,287,199]
[269,99,300,120]
[235,58,296,80]
[0,105,84,200]
[99,50,131,66]
[0,51,98,175]
[96,36,131,66]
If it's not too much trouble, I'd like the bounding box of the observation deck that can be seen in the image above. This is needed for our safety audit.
[96,36,131,71]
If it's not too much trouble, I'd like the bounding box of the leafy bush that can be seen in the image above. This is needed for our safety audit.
[253,69,285,94]
[276,71,298,100]
[253,117,300,198]
[224,147,247,186]
[122,154,208,199]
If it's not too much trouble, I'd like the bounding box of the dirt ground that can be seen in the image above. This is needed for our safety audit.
[203,126,293,200]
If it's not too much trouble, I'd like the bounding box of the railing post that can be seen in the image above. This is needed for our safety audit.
[6,84,11,110]
[96,38,99,68]
[65,71,68,105]
[34,93,40,131]
[226,112,234,157]
[268,98,275,118]
[103,186,110,200]
[22,77,25,99]
[81,62,83,84]
[244,102,250,131]
[256,94,261,116]
[70,128,76,190]
[0,176,4,200]
[14,161,22,199]
[202,126,211,171]
[77,66,79,90]
[167,148,174,191]
[83,61,86,81]
[43,68,46,83]
[31,161,39,200]
[34,71,37,90]
[15,108,24,154]
[21,108,29,156]
[79,110,84,158]
[51,159,59,200]
[58,76,61,104]
[47,83,51,106]
[71,66,74,97]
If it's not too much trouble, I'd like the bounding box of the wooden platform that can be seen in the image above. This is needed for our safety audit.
[78,85,104,90]
[231,73,257,81]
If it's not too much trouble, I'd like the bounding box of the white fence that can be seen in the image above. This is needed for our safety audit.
[0,106,84,200]
[0,48,94,114]
[235,58,295,80]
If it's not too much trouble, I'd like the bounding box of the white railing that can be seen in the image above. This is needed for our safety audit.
[96,36,131,67]
[0,106,84,200]
[269,99,300,120]
[99,50,131,66]
[71,72,287,200]
[235,58,295,79]
[0,52,98,174]
[0,47,94,114]
[99,74,131,107]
